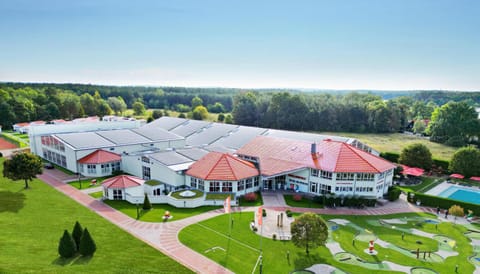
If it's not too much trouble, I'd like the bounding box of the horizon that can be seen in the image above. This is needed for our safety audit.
[1,1,479,91]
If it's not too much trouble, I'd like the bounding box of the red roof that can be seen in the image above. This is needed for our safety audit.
[14,122,30,127]
[186,152,259,181]
[236,136,395,177]
[78,150,121,164]
[102,175,144,189]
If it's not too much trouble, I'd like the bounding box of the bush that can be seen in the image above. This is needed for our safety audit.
[244,192,258,202]
[0,152,3,157]
[262,209,266,217]
[272,234,277,240]
[380,152,400,163]
[79,228,97,256]
[293,194,302,201]
[142,193,152,210]
[285,209,293,218]
[72,221,83,251]
[387,187,401,201]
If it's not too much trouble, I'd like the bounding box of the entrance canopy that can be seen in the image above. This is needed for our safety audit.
[450,173,465,179]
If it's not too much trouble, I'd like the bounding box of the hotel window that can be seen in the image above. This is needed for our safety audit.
[87,164,96,174]
[153,188,162,196]
[320,170,332,179]
[198,180,204,191]
[337,173,354,181]
[111,162,120,171]
[190,177,197,188]
[141,156,150,164]
[254,177,259,187]
[310,182,318,193]
[356,173,374,181]
[113,189,123,200]
[101,164,109,173]
[246,178,253,189]
[142,166,151,180]
[238,180,245,191]
[311,169,319,177]
[379,172,385,179]
[209,182,220,192]
[222,182,232,192]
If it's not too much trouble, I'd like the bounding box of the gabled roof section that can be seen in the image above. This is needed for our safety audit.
[78,150,121,164]
[186,152,259,181]
[237,136,395,176]
[102,175,144,189]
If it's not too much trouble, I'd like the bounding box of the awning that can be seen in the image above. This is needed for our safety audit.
[450,173,465,179]
[400,165,424,177]
[469,176,480,182]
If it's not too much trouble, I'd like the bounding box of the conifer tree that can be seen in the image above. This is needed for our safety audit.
[58,230,77,258]
[79,228,97,256]
[143,193,152,210]
[72,221,83,251]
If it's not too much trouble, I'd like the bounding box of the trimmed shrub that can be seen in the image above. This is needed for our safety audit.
[262,208,266,217]
[387,187,401,201]
[58,230,76,258]
[380,152,400,163]
[142,193,152,210]
[293,194,302,201]
[244,192,258,202]
[272,234,277,240]
[72,221,83,251]
[433,158,449,172]
[285,209,293,218]
[79,228,97,256]
[0,152,3,157]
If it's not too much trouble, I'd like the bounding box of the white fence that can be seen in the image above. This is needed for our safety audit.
[124,193,237,208]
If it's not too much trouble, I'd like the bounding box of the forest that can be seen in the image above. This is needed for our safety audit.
[0,82,478,147]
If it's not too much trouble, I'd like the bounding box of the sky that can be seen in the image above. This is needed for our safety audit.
[0,0,479,91]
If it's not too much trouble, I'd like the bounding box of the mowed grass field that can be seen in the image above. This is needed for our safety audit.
[322,132,457,161]
[0,158,192,274]
[179,212,474,274]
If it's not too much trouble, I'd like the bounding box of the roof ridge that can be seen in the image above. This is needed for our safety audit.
[223,154,237,180]
[204,152,224,180]
[344,143,380,173]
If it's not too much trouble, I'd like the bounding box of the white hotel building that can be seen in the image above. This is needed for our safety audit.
[29,117,395,205]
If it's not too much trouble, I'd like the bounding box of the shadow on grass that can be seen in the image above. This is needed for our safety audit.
[293,252,326,270]
[52,255,92,266]
[0,191,26,213]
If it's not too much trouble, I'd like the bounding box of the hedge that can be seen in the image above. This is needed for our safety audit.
[380,152,400,163]
[432,158,450,171]
[407,191,480,215]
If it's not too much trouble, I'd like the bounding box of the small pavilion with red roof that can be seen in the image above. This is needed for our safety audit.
[78,149,122,177]
[186,152,259,195]
[102,175,145,201]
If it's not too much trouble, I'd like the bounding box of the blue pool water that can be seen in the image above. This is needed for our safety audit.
[438,186,480,205]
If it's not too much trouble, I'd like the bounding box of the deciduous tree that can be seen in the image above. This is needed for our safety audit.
[449,147,480,178]
[399,143,432,170]
[3,153,43,189]
[290,212,328,254]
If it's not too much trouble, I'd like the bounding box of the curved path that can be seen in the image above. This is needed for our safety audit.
[39,169,432,274]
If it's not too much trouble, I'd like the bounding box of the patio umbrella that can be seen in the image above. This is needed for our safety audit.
[450,173,465,179]
[401,165,424,177]
[469,176,480,182]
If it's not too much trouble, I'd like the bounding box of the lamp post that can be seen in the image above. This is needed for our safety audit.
[136,203,140,220]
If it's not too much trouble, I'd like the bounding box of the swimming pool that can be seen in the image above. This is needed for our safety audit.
[438,186,480,205]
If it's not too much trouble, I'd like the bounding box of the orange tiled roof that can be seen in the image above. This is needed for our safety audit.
[14,122,30,127]
[102,175,144,189]
[186,152,259,181]
[236,136,395,177]
[78,150,121,164]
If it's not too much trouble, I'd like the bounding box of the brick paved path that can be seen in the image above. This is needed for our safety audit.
[39,169,438,274]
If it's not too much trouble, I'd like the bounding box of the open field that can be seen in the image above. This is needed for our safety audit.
[322,132,457,161]
[180,211,476,274]
[0,158,192,274]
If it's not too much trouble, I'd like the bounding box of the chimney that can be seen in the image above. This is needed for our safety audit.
[311,143,317,154]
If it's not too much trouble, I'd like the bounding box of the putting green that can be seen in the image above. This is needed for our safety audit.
[465,231,480,239]
[432,235,456,250]
[469,254,480,266]
[410,267,438,274]
[334,252,390,270]
[355,233,376,242]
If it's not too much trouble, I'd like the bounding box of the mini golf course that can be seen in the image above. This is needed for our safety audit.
[179,212,480,273]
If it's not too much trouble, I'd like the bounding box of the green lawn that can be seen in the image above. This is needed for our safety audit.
[284,194,323,208]
[180,212,474,274]
[89,191,103,199]
[0,158,192,273]
[68,177,109,190]
[322,132,456,161]
[205,193,234,200]
[171,189,204,199]
[103,200,220,222]
[397,177,444,193]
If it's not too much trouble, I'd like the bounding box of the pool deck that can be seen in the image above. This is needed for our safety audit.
[425,181,480,197]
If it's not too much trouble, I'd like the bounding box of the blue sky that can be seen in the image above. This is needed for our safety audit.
[0,0,479,90]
